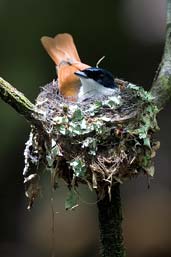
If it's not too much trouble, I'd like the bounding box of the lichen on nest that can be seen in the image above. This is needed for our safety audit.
[23,79,160,209]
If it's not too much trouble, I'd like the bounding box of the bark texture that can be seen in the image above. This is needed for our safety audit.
[150,0,171,109]
[97,184,125,257]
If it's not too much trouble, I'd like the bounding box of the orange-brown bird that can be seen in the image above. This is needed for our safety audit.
[41,33,90,101]
[41,33,118,102]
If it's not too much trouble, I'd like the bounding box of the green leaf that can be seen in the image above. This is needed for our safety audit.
[53,116,68,124]
[82,137,97,155]
[51,139,63,156]
[93,120,104,134]
[70,158,86,178]
[82,137,94,148]
[139,127,147,139]
[94,100,102,109]
[127,83,155,102]
[72,109,84,121]
[69,123,82,135]
[142,154,151,167]
[46,154,54,167]
[85,100,102,116]
[65,189,79,210]
[143,137,151,148]
[80,119,87,129]
[59,125,67,135]
[103,96,121,108]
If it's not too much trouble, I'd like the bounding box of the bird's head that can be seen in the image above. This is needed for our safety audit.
[75,67,118,101]
[75,67,117,89]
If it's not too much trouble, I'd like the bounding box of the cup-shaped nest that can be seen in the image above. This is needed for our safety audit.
[23,80,160,209]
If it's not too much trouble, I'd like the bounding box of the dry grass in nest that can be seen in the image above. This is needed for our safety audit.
[23,80,160,209]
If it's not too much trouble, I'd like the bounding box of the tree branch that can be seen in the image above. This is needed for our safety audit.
[150,0,171,109]
[0,77,42,127]
[97,184,125,257]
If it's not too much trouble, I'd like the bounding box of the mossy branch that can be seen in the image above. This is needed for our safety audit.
[0,77,43,128]
[150,0,171,109]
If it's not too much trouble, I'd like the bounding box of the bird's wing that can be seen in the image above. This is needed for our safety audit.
[58,62,90,100]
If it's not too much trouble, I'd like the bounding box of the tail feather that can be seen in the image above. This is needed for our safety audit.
[41,33,90,101]
[41,33,81,65]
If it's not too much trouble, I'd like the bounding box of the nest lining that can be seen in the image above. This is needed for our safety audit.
[23,80,160,209]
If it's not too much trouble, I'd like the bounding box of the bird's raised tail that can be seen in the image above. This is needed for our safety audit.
[41,33,90,101]
[41,33,81,65]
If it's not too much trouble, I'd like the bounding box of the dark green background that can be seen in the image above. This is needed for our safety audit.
[0,1,170,257]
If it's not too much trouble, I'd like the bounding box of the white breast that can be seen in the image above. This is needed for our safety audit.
[78,77,115,101]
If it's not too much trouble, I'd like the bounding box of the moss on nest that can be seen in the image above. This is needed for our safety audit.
[23,80,160,209]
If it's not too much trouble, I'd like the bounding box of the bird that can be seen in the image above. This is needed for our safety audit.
[75,67,118,101]
[41,33,118,102]
[41,33,89,101]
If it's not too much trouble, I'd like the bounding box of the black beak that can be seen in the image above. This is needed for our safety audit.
[74,71,88,78]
